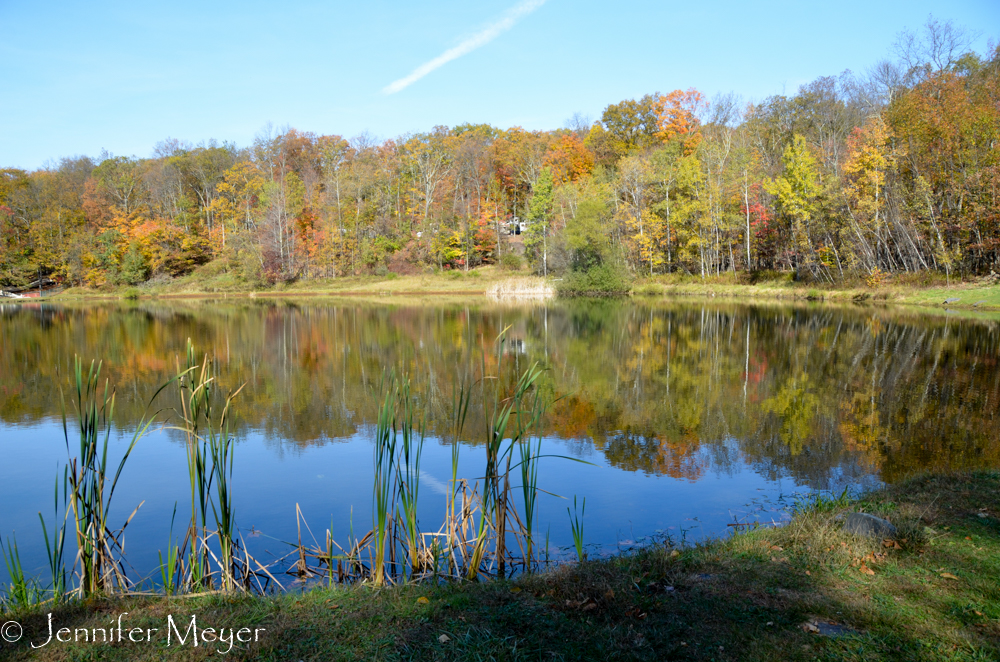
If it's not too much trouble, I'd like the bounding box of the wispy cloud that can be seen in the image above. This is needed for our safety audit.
[420,471,450,496]
[383,0,547,95]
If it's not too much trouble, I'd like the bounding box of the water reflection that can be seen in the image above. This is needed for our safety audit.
[2,299,999,487]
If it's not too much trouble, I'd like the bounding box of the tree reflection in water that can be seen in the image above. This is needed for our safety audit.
[1,298,998,489]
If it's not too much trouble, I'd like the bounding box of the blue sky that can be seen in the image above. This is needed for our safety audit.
[1,0,997,169]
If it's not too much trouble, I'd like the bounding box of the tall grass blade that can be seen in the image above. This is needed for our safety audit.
[1,534,40,611]
[568,496,586,562]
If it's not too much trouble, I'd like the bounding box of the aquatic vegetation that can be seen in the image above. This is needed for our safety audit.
[0,534,41,611]
[1,331,573,601]
[171,340,257,593]
[61,357,163,597]
[568,496,586,562]
[327,330,558,585]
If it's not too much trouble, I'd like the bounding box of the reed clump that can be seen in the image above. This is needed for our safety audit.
[62,358,163,598]
[297,329,562,586]
[2,332,578,608]
[170,340,267,594]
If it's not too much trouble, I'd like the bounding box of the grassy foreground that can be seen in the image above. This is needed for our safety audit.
[2,472,998,661]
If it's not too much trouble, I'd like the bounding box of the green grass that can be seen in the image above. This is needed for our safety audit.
[4,471,998,661]
[900,284,1000,309]
[633,273,1000,312]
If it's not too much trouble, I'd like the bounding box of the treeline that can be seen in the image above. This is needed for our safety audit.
[1,20,997,289]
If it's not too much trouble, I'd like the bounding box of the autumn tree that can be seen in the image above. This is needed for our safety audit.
[653,88,707,149]
[766,135,827,279]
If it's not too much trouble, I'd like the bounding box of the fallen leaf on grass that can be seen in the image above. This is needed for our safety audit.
[770,545,784,551]
[940,572,960,580]
[801,622,820,633]
[510,587,522,594]
[624,607,647,620]
[859,562,875,576]
[417,597,430,605]
[438,634,451,643]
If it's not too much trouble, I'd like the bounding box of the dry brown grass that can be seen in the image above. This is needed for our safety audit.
[486,277,555,301]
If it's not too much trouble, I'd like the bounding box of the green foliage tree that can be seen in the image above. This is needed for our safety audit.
[120,243,150,285]
[524,167,554,275]
[765,135,825,278]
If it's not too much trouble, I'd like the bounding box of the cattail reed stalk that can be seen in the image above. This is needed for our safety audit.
[395,377,424,579]
[61,357,161,597]
[173,340,245,593]
[372,374,399,586]
[38,470,69,602]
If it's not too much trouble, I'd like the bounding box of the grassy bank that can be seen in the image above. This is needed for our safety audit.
[3,472,997,661]
[633,272,1000,311]
[34,262,1000,312]
[49,262,526,300]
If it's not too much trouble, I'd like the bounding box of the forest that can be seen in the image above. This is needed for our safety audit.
[1,20,998,290]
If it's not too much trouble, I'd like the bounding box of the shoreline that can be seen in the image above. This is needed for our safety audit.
[4,263,994,312]
[15,277,1000,317]
[2,471,997,660]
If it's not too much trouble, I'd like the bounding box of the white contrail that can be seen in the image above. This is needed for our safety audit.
[420,471,451,496]
[383,0,547,94]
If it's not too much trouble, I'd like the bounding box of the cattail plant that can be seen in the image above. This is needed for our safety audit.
[61,357,162,597]
[172,340,246,593]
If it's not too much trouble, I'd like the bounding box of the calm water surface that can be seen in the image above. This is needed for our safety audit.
[2,298,998,584]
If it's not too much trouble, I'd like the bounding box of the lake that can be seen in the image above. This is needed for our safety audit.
[1,297,998,587]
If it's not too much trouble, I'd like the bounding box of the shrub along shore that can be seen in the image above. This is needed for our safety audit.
[1,472,997,661]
